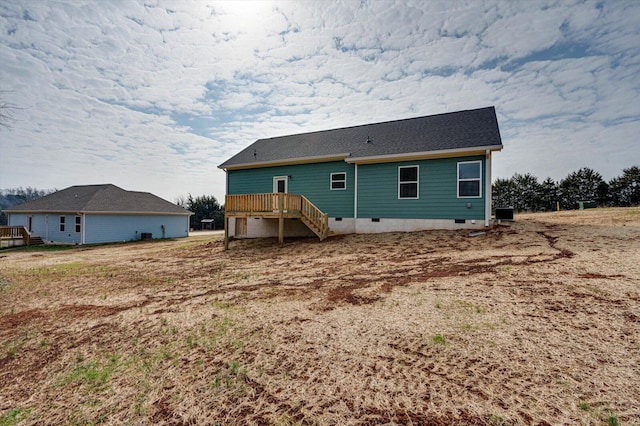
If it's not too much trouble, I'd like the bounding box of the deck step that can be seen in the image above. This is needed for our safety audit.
[29,236,45,245]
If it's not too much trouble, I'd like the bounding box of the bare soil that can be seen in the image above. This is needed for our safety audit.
[1,208,639,425]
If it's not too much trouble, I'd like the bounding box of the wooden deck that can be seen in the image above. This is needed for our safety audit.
[0,226,40,247]
[224,193,329,248]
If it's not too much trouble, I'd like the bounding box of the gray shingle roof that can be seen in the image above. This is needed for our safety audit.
[219,106,502,169]
[4,184,191,215]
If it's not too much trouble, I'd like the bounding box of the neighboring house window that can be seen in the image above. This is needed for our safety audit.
[59,216,65,232]
[331,172,346,190]
[458,161,482,198]
[399,166,419,199]
[75,216,81,233]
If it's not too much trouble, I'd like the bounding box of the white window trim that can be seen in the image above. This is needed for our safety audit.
[457,160,482,198]
[59,215,65,232]
[398,165,419,199]
[273,176,288,193]
[75,215,81,233]
[330,172,347,190]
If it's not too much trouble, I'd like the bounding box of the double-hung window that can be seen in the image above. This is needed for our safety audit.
[75,216,81,233]
[398,166,419,199]
[458,161,482,198]
[59,216,65,232]
[330,172,346,190]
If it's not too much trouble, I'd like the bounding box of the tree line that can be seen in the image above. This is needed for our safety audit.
[175,194,225,231]
[0,187,56,225]
[492,166,640,212]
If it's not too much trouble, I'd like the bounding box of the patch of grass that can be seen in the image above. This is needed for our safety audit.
[605,408,619,426]
[0,408,29,426]
[2,244,79,252]
[0,277,10,292]
[578,401,590,411]
[489,414,511,426]
[63,355,121,392]
[497,265,512,274]
[431,334,446,345]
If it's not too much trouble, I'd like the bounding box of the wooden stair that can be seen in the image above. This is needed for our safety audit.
[29,236,45,245]
[224,193,330,247]
[301,216,328,240]
[299,195,329,241]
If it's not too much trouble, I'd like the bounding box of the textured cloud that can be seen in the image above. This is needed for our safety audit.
[1,0,639,203]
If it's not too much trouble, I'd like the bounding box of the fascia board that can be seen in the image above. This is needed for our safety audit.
[346,145,503,164]
[218,153,351,170]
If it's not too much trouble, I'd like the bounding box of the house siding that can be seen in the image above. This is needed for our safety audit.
[357,156,486,220]
[227,161,355,217]
[9,213,82,244]
[84,215,189,244]
[8,213,189,244]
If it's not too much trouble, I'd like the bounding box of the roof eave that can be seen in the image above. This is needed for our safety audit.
[219,153,351,171]
[4,210,192,216]
[345,145,503,164]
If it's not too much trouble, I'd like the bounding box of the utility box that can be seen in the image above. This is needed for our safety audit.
[578,200,597,210]
[495,207,514,221]
[140,232,152,240]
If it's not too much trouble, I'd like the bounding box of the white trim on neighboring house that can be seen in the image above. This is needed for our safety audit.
[346,145,503,164]
[81,213,86,245]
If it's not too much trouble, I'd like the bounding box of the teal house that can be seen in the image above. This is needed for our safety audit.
[218,107,503,241]
[4,184,192,245]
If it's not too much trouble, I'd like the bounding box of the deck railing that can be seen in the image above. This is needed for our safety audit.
[0,226,30,245]
[225,193,303,214]
[224,193,329,244]
[300,195,329,240]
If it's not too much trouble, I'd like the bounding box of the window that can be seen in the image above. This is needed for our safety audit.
[75,216,81,233]
[399,166,419,199]
[458,161,482,198]
[331,172,346,190]
[59,216,65,232]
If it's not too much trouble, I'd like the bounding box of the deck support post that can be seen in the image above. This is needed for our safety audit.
[278,192,284,244]
[224,215,229,250]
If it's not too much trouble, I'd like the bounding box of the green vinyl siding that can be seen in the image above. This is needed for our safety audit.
[227,161,355,217]
[357,156,486,220]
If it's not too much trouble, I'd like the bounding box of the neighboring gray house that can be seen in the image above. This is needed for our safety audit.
[219,106,503,241]
[4,184,192,245]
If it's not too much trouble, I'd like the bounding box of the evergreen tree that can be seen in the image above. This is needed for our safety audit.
[558,168,605,210]
[609,166,640,206]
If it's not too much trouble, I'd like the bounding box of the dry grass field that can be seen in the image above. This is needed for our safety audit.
[1,208,639,425]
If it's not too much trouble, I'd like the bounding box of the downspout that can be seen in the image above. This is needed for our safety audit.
[485,150,492,227]
[354,164,358,231]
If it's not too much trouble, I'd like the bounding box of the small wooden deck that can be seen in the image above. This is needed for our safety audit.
[224,193,329,249]
[0,226,43,247]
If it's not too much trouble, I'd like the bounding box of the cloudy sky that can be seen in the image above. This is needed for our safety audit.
[0,0,638,203]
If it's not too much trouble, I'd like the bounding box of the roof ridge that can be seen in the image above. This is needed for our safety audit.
[257,106,496,142]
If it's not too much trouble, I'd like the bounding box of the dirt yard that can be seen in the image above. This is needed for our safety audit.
[1,208,639,425]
